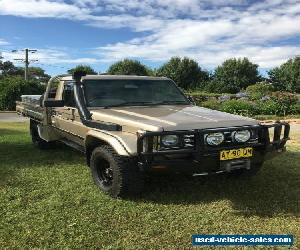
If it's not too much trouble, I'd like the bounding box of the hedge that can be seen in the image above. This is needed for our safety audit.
[221,99,257,116]
[245,82,274,100]
[0,76,44,110]
[198,97,300,117]
[189,91,223,103]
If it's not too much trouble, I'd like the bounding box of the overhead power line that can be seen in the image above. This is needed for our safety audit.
[35,62,68,69]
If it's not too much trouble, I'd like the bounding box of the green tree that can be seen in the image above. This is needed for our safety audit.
[107,59,151,76]
[67,65,97,75]
[0,60,23,77]
[268,56,300,93]
[0,76,45,110]
[245,81,274,99]
[0,61,50,83]
[156,57,209,90]
[28,67,48,77]
[28,67,51,83]
[212,57,261,93]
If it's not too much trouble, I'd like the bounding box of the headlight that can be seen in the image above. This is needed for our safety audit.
[206,132,224,146]
[233,130,251,142]
[161,135,179,147]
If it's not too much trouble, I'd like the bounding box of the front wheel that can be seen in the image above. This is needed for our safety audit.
[90,145,144,198]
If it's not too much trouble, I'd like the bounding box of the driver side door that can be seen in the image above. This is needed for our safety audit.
[52,81,87,146]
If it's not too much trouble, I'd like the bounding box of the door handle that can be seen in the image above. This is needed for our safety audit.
[71,108,76,120]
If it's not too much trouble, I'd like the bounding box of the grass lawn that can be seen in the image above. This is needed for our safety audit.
[0,122,299,249]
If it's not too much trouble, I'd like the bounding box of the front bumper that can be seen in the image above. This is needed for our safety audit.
[137,122,290,173]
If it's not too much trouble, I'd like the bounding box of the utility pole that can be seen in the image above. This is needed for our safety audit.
[0,52,3,76]
[12,48,38,80]
[25,49,29,81]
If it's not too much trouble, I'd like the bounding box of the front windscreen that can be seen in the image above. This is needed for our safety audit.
[83,79,189,107]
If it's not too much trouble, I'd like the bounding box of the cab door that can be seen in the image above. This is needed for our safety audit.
[51,81,87,146]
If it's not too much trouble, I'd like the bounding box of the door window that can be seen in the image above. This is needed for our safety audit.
[63,81,76,107]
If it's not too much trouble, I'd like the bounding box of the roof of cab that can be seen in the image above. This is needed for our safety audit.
[60,75,169,81]
[60,75,73,81]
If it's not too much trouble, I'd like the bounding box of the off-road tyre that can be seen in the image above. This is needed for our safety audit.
[30,120,55,149]
[90,145,144,198]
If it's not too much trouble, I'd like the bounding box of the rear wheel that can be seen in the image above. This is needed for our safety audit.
[90,145,144,198]
[30,120,54,149]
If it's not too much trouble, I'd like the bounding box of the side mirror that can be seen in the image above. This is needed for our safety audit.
[44,99,65,107]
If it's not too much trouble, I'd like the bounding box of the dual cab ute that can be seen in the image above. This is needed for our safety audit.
[16,72,290,197]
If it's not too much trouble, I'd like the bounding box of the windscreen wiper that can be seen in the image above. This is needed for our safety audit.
[150,101,189,105]
[104,100,188,108]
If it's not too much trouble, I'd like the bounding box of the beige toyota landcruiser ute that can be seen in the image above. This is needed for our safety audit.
[16,72,290,197]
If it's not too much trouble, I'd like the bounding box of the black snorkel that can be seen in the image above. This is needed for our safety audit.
[73,71,92,121]
[72,71,122,131]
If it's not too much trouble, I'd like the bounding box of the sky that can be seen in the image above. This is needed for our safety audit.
[0,0,300,76]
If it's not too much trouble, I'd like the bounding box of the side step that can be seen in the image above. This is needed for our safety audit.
[60,139,85,153]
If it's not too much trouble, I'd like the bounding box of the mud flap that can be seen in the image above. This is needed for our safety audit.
[37,124,61,142]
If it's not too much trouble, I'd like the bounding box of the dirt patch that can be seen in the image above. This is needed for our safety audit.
[288,125,300,145]
[259,120,300,145]
[260,119,300,125]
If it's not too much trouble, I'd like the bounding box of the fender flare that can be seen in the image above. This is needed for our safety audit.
[85,130,132,157]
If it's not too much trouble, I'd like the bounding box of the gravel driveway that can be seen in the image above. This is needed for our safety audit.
[0,112,28,122]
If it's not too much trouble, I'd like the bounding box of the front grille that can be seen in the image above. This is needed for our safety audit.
[139,126,262,155]
[183,134,195,148]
